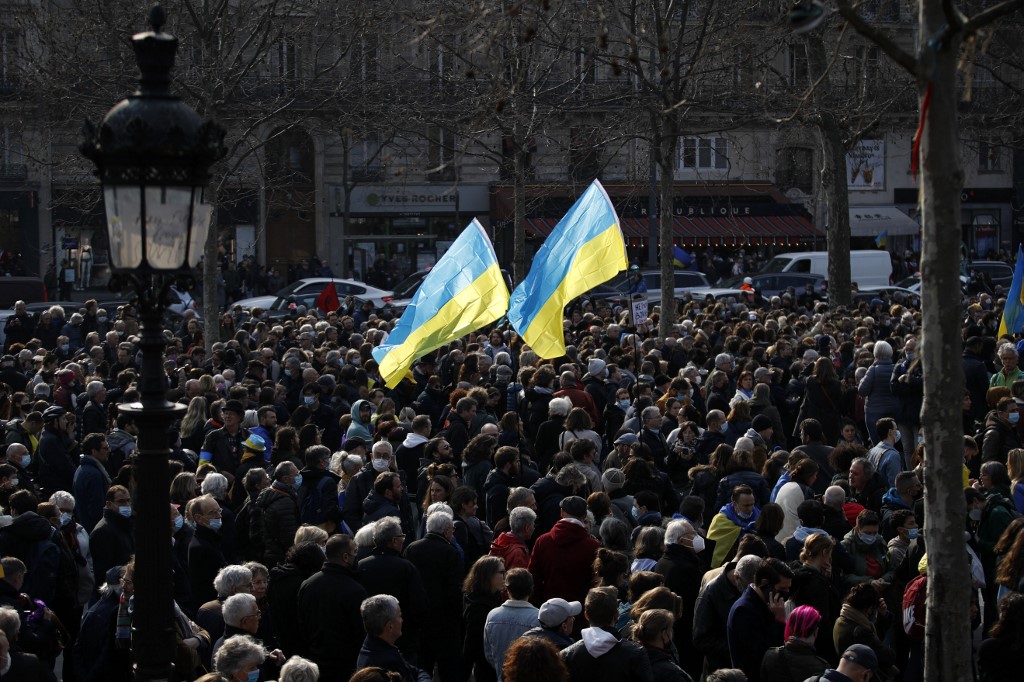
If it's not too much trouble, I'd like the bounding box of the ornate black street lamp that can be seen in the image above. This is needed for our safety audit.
[80,5,225,680]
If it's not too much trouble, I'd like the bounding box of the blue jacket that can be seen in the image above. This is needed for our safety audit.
[867,442,904,489]
[858,360,903,416]
[72,455,111,533]
[727,585,784,682]
[483,600,540,678]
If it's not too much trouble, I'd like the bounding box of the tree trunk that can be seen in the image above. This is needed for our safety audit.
[657,124,677,339]
[202,194,221,353]
[513,146,527,284]
[818,115,853,308]
[805,37,852,308]
[918,2,971,679]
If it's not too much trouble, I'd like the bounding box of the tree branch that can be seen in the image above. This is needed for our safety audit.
[834,1,920,78]
[963,0,1024,35]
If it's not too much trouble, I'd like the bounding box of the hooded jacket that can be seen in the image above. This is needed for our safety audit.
[346,400,373,442]
[0,511,60,604]
[488,531,530,571]
[560,626,653,682]
[362,490,401,525]
[528,518,599,605]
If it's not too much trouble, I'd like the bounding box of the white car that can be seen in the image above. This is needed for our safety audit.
[234,278,395,315]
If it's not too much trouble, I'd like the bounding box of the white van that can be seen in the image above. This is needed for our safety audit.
[759,250,892,288]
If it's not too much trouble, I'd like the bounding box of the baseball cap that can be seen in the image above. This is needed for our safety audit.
[614,433,639,446]
[559,496,587,518]
[538,598,582,628]
[841,644,878,671]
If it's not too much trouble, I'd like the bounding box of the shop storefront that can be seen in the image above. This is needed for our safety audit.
[894,187,1013,258]
[327,184,491,286]
[490,182,820,265]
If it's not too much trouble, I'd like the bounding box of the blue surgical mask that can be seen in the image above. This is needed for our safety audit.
[20,455,30,468]
[293,474,303,488]
[677,393,687,401]
[859,532,878,545]
[736,510,752,521]
[631,506,639,520]
[1010,413,1020,425]
[721,422,729,433]
[303,395,315,406]
[60,512,72,527]
[173,515,184,532]
[208,518,223,531]
[907,528,920,540]
[10,477,19,487]
[617,399,630,410]
[894,430,902,443]
[284,369,293,377]
[246,669,260,682]
[118,506,132,518]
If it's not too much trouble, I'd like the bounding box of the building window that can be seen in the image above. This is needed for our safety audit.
[776,147,813,193]
[569,127,602,182]
[574,41,596,84]
[681,137,728,171]
[348,133,384,182]
[788,44,808,88]
[427,126,457,181]
[978,138,1002,172]
[354,35,380,81]
[0,29,19,93]
[272,39,300,82]
[0,127,25,179]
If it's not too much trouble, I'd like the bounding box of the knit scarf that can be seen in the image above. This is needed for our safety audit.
[115,593,132,649]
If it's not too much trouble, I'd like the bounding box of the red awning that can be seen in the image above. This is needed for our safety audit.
[672,214,820,245]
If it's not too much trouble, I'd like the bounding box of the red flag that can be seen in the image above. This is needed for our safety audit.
[315,281,340,313]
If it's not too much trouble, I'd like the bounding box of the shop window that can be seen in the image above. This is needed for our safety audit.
[680,137,728,171]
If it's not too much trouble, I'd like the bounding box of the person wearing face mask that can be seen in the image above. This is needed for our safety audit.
[4,443,39,498]
[707,485,760,569]
[982,396,1022,464]
[188,493,229,608]
[253,463,301,569]
[88,484,135,591]
[652,519,704,679]
[343,442,395,532]
[840,509,893,593]
[301,383,342,452]
[865,418,905,490]
[693,410,727,462]
[726,558,792,682]
[297,534,368,681]
[832,584,899,680]
[212,634,266,682]
[71,433,112,533]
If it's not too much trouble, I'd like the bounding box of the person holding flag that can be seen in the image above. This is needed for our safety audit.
[371,219,509,388]
[506,180,627,359]
[997,244,1024,340]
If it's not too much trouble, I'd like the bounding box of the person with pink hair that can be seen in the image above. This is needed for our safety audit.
[760,605,830,681]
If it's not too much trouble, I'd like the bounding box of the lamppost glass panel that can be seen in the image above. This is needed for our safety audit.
[189,199,213,267]
[143,185,193,269]
[104,186,144,269]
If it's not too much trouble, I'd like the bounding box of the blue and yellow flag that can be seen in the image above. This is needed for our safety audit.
[998,244,1024,338]
[507,180,627,358]
[371,219,509,387]
[875,231,888,248]
[673,245,694,269]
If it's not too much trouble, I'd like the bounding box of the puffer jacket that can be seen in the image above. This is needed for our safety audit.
[858,359,903,416]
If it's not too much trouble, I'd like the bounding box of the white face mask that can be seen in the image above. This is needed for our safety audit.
[372,457,390,473]
[690,535,706,553]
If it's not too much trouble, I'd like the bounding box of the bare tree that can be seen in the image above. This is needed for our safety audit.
[14,0,368,346]
[835,0,1023,678]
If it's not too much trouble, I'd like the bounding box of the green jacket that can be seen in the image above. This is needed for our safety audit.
[840,529,893,587]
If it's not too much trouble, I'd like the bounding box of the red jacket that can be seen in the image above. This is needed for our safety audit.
[489,531,530,571]
[529,519,599,605]
[553,387,600,428]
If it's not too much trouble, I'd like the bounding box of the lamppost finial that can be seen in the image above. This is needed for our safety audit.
[148,4,166,33]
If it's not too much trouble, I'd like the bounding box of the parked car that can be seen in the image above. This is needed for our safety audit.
[720,272,827,298]
[850,286,920,308]
[383,268,514,315]
[234,278,395,314]
[684,288,765,306]
[0,277,47,308]
[895,273,968,294]
[583,269,712,308]
[967,260,1014,288]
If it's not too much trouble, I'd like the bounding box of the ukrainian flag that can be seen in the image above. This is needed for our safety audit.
[673,245,694,269]
[371,219,509,388]
[875,231,888,248]
[507,180,627,358]
[998,244,1024,338]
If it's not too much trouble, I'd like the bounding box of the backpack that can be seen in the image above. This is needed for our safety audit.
[298,474,338,528]
[902,573,928,640]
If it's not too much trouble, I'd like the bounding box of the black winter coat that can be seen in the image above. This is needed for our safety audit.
[256,484,299,567]
[359,548,428,657]
[403,533,464,633]
[297,562,368,682]
[267,560,319,658]
[188,524,226,606]
[653,545,703,677]
[89,509,134,592]
[560,626,654,682]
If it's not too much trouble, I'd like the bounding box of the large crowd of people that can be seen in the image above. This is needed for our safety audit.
[0,249,1021,682]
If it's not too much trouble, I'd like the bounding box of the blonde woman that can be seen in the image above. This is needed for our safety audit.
[179,396,208,453]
